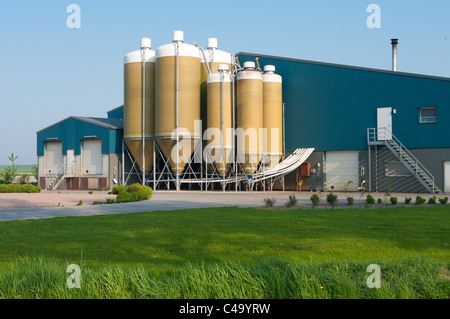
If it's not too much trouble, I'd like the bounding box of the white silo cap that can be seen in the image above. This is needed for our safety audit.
[264,65,276,73]
[243,61,255,69]
[173,30,184,42]
[140,38,152,49]
[207,38,218,49]
[217,64,229,72]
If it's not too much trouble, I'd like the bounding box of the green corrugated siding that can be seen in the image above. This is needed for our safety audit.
[36,118,122,156]
[238,54,450,152]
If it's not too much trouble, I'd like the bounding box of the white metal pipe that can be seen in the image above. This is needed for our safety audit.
[194,43,212,75]
[175,41,180,191]
[220,69,226,190]
[141,48,146,185]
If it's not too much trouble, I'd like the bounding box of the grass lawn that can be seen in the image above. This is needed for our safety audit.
[0,205,448,270]
[0,205,448,298]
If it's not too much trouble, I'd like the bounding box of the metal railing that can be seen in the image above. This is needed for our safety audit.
[45,164,71,191]
[367,127,439,193]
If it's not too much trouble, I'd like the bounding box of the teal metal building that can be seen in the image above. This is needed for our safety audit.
[36,110,123,190]
[36,51,450,193]
[237,53,450,193]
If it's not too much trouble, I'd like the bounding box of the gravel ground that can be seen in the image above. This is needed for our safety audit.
[0,191,116,209]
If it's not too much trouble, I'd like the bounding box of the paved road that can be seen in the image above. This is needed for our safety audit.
[0,191,442,222]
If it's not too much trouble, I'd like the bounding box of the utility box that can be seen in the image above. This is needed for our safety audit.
[301,163,311,177]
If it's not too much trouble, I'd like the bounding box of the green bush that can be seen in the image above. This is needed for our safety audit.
[116,184,153,203]
[428,196,436,205]
[92,201,103,205]
[106,198,115,204]
[111,185,126,195]
[405,197,412,204]
[76,200,83,206]
[310,194,320,207]
[346,197,354,205]
[390,197,398,205]
[415,196,426,205]
[366,194,375,205]
[88,190,94,195]
[326,193,338,207]
[377,198,383,204]
[439,197,448,205]
[263,198,276,208]
[0,184,41,193]
[285,195,297,207]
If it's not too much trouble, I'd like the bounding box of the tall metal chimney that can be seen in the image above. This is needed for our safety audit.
[391,39,398,72]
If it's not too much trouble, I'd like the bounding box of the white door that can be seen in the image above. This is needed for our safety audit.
[325,151,359,191]
[46,142,63,174]
[66,149,74,175]
[82,139,103,175]
[377,107,392,140]
[445,161,450,193]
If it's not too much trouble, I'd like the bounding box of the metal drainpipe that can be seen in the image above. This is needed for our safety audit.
[232,55,238,191]
[220,68,225,191]
[141,49,146,186]
[175,40,180,192]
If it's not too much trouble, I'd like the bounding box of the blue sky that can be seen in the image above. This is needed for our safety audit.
[0,0,449,164]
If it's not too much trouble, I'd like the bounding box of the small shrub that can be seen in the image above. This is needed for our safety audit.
[88,190,94,195]
[310,194,320,207]
[326,193,338,207]
[346,197,354,205]
[366,194,375,205]
[405,197,412,204]
[106,198,115,204]
[439,197,448,205]
[415,196,426,205]
[76,200,83,206]
[285,195,297,208]
[116,183,153,203]
[390,197,398,205]
[111,185,126,195]
[264,198,276,208]
[92,201,103,205]
[377,198,383,204]
[428,196,436,205]
[102,186,110,192]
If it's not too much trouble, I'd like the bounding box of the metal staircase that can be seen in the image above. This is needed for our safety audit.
[368,127,442,194]
[46,164,73,191]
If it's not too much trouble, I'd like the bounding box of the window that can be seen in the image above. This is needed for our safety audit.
[385,162,412,177]
[419,107,437,124]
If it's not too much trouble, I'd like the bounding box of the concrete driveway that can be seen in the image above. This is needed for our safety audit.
[0,190,445,222]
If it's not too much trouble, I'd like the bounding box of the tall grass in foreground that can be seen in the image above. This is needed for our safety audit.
[0,257,448,299]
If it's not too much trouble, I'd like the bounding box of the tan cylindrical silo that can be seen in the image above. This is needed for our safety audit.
[200,38,234,133]
[206,65,233,175]
[155,31,201,176]
[236,61,264,175]
[123,38,156,175]
[262,65,283,168]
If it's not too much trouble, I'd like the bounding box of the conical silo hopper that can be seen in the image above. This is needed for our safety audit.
[123,38,157,175]
[155,31,201,177]
[206,65,233,176]
[262,65,283,168]
[236,61,264,175]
